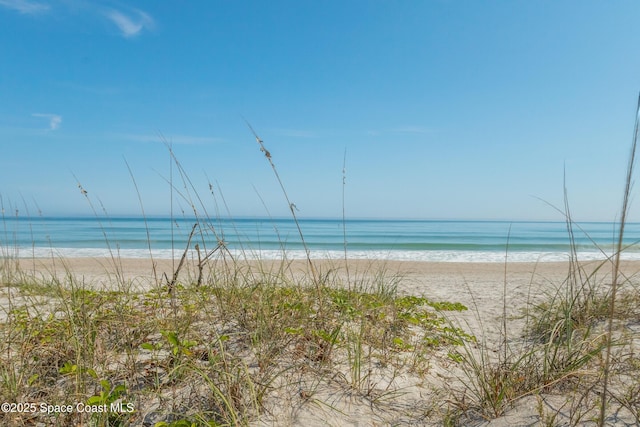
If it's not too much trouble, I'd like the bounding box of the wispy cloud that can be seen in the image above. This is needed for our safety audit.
[0,2,156,38]
[32,113,62,130]
[0,0,49,14]
[119,133,222,145]
[105,8,154,38]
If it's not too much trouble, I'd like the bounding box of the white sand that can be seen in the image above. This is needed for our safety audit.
[15,256,640,358]
[5,256,640,425]
[17,256,640,332]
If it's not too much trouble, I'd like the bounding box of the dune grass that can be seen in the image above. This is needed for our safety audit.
[442,99,640,426]
[0,256,473,426]
[1,117,640,426]
[0,133,474,426]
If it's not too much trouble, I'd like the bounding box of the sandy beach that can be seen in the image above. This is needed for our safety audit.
[3,256,640,426]
[18,256,640,323]
[15,256,640,344]
[19,255,639,290]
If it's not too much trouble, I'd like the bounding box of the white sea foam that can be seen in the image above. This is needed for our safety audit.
[3,246,639,263]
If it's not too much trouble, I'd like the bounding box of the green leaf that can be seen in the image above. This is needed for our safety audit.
[112,384,126,396]
[183,340,197,348]
[59,362,77,375]
[163,331,180,347]
[27,374,39,386]
[141,342,157,351]
[87,395,102,405]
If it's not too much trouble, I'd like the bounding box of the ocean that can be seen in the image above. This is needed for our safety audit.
[1,216,639,263]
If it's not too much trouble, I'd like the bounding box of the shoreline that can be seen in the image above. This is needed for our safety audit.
[5,246,640,263]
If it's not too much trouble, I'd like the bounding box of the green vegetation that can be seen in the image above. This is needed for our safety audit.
[1,116,640,426]
[443,98,640,426]
[0,261,468,426]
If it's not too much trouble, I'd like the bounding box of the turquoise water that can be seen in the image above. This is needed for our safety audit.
[1,216,640,262]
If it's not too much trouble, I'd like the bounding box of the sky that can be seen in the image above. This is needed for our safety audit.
[2,1,640,221]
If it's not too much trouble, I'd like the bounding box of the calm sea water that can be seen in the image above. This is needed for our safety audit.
[1,216,640,262]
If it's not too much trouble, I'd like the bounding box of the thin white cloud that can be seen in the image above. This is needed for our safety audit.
[0,0,49,14]
[120,133,222,145]
[32,113,62,130]
[105,8,154,38]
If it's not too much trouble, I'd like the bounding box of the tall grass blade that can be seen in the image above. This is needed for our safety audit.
[244,120,318,283]
[124,158,159,285]
[599,93,640,425]
[342,148,350,286]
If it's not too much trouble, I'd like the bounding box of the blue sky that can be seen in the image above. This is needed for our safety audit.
[2,1,640,221]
